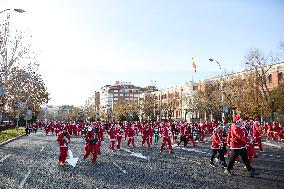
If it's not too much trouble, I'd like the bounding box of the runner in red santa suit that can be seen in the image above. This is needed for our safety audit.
[57,130,70,166]
[198,122,205,142]
[142,124,151,147]
[115,124,124,151]
[274,121,282,141]
[84,127,100,163]
[242,120,257,161]
[225,117,256,177]
[149,123,154,145]
[186,123,196,147]
[160,123,173,154]
[177,123,187,147]
[253,119,263,152]
[210,127,227,167]
[108,125,116,152]
[127,124,135,147]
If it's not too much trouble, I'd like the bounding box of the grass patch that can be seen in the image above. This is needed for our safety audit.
[0,127,25,143]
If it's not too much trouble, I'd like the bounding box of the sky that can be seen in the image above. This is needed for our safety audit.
[1,0,284,106]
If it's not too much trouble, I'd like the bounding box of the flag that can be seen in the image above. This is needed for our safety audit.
[192,57,197,73]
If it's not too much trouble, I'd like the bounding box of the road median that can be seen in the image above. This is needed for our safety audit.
[0,127,25,146]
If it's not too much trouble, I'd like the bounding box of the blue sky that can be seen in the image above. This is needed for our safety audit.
[1,0,284,106]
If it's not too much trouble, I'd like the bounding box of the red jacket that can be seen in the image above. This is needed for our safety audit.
[127,127,135,137]
[211,132,222,149]
[108,129,116,141]
[57,133,70,148]
[114,128,124,139]
[227,125,248,149]
[142,127,150,138]
[161,127,171,138]
[253,123,262,138]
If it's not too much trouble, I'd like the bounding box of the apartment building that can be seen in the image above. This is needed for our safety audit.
[139,81,198,121]
[100,81,157,114]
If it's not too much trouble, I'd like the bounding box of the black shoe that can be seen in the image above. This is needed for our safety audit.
[249,169,257,177]
[224,169,232,175]
[249,170,256,177]
[210,162,216,167]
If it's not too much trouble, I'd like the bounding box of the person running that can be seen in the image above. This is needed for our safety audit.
[57,130,70,166]
[225,117,257,177]
[210,127,227,168]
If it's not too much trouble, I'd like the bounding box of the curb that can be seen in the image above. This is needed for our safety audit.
[0,133,25,147]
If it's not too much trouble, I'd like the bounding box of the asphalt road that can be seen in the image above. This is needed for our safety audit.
[0,130,283,189]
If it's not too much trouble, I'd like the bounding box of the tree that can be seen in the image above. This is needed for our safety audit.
[270,83,284,114]
[113,101,140,121]
[5,66,49,123]
[140,94,158,120]
[244,48,279,120]
[222,74,268,118]
[192,80,221,119]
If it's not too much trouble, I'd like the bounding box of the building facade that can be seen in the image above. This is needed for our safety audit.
[139,81,198,121]
[100,81,157,116]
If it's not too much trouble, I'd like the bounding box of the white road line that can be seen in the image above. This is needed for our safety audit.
[19,169,31,189]
[40,147,44,152]
[0,154,11,163]
[121,148,132,153]
[276,155,280,158]
[262,154,266,156]
[263,142,282,149]
[269,155,273,157]
[113,162,127,174]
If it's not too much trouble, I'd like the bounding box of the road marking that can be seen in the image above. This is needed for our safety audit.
[40,147,44,152]
[263,142,282,149]
[262,154,266,156]
[0,154,11,163]
[180,147,205,153]
[121,148,149,160]
[176,156,186,160]
[276,155,280,158]
[113,162,127,174]
[270,154,273,157]
[121,148,132,153]
[19,169,31,189]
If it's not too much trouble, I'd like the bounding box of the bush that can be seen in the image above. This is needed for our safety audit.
[0,127,25,143]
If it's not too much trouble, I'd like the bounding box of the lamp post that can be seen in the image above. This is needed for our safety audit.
[209,58,225,122]
[0,8,25,124]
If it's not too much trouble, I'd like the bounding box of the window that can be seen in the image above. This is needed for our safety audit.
[120,94,123,96]
[193,86,198,90]
[114,94,118,96]
[114,98,118,100]
[114,90,118,92]
[268,74,272,83]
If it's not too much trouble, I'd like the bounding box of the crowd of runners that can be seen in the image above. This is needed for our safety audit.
[26,118,283,177]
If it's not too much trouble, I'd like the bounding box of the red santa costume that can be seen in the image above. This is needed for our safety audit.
[142,125,151,147]
[108,127,116,152]
[127,126,135,147]
[84,128,100,163]
[160,124,173,153]
[57,131,70,166]
[253,120,263,151]
[114,125,124,151]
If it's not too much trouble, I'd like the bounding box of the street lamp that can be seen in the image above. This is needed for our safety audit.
[0,8,25,14]
[209,58,225,122]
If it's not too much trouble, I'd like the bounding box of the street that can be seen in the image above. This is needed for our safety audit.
[0,131,283,189]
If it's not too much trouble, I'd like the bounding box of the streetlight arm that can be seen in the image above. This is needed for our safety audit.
[0,9,25,14]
